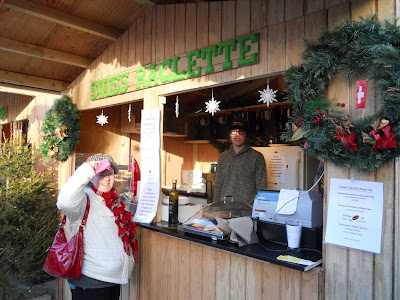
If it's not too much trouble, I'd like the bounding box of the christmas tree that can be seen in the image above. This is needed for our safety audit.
[0,138,59,299]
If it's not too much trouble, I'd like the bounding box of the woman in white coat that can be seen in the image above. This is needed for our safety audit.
[57,153,138,300]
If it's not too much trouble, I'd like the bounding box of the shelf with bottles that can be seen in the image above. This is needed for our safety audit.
[182,104,291,145]
[184,139,227,144]
[185,101,292,118]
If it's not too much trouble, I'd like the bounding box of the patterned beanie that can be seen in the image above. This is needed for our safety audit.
[86,153,119,174]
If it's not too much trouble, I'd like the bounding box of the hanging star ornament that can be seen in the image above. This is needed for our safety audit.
[128,104,132,122]
[258,85,278,107]
[205,89,220,116]
[199,117,208,126]
[175,95,179,118]
[96,110,109,126]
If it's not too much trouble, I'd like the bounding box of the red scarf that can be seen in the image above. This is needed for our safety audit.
[91,187,138,263]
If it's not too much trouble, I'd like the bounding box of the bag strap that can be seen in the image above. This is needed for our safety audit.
[61,195,90,227]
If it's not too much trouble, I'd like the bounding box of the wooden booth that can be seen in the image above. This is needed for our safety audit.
[0,87,59,149]
[18,0,398,299]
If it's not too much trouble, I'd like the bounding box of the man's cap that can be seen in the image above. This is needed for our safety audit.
[229,120,249,135]
[86,153,119,174]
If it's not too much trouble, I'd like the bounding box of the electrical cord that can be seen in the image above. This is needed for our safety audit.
[271,170,325,221]
[254,169,325,255]
[256,236,322,255]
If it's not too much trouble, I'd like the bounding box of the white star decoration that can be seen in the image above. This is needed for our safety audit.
[96,110,108,126]
[258,85,278,107]
[128,104,132,122]
[205,89,220,116]
[175,95,179,118]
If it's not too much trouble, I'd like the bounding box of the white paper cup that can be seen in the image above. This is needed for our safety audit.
[286,220,302,250]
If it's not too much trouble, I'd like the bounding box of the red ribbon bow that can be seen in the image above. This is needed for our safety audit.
[372,125,397,150]
[334,132,358,151]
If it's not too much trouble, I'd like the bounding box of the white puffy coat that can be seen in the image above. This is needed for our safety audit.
[57,163,134,284]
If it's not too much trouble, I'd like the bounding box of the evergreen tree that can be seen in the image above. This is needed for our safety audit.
[0,139,59,299]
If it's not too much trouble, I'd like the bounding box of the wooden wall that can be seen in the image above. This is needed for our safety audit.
[323,2,398,299]
[76,106,130,166]
[61,1,400,300]
[139,227,323,300]
[0,92,58,147]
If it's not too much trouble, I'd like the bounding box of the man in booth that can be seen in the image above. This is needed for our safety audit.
[214,120,267,205]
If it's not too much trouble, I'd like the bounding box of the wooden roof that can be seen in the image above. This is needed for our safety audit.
[0,0,205,95]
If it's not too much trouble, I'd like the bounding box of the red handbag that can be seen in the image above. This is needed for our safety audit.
[43,196,90,279]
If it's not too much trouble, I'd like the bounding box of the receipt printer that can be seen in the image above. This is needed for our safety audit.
[252,189,323,229]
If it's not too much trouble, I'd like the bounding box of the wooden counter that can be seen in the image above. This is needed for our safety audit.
[136,224,323,300]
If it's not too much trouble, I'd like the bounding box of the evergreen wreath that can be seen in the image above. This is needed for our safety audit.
[40,95,81,162]
[282,16,400,172]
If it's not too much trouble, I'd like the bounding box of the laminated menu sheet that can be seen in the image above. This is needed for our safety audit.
[133,148,160,224]
[324,178,383,254]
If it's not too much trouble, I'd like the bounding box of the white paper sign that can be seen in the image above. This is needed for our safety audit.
[266,152,287,184]
[275,189,299,215]
[182,170,203,185]
[324,178,383,253]
[133,149,160,223]
[140,108,160,149]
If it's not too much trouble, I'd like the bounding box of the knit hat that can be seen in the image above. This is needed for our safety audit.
[229,120,249,135]
[86,153,119,174]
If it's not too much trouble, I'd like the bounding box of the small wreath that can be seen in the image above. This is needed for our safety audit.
[40,95,81,162]
[282,16,400,172]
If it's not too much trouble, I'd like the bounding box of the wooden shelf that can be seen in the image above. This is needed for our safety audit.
[186,101,292,118]
[184,139,227,144]
[163,132,187,138]
[125,129,187,138]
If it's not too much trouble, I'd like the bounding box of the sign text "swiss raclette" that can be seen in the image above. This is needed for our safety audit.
[90,33,259,101]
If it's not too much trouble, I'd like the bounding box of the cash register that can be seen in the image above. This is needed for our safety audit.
[252,189,323,251]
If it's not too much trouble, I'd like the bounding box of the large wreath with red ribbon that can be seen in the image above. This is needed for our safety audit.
[283,16,400,172]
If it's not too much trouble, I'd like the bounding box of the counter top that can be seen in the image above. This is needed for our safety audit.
[139,222,322,272]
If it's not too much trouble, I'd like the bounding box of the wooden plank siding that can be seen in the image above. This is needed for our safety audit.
[139,227,323,300]
[0,92,58,147]
[58,1,400,300]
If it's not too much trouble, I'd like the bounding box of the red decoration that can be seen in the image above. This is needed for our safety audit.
[372,124,397,150]
[356,80,368,109]
[128,156,141,196]
[334,133,358,151]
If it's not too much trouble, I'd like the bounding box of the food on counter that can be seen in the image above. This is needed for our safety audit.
[202,210,232,220]
[190,223,225,235]
[203,225,216,231]
[192,223,205,230]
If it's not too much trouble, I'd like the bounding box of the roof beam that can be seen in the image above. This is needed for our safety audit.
[0,83,60,97]
[0,70,70,91]
[0,37,93,68]
[134,0,156,7]
[2,0,122,40]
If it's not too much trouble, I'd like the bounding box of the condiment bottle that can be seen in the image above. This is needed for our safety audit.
[168,179,179,225]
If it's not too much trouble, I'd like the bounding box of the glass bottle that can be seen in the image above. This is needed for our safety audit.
[168,179,179,225]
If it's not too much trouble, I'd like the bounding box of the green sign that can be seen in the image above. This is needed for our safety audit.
[90,32,259,101]
[90,72,129,101]
[0,106,6,119]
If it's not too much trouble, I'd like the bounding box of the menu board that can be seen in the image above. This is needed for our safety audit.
[133,149,160,224]
[324,178,383,253]
[134,108,161,223]
[140,108,160,149]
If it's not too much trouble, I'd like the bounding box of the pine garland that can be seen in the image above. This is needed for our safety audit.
[282,16,400,172]
[40,95,81,162]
